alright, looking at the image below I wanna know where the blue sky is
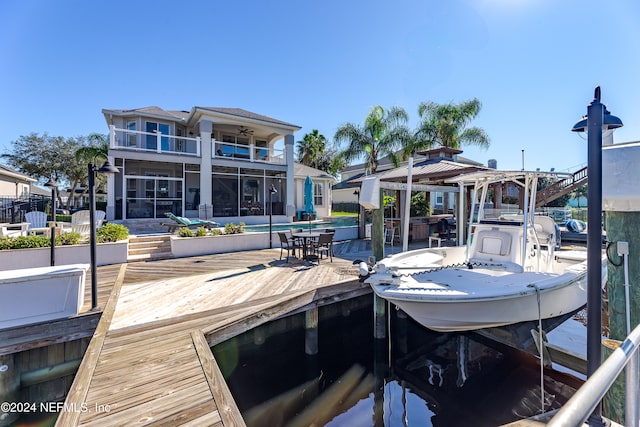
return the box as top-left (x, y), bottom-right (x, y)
top-left (1, 0), bottom-right (639, 175)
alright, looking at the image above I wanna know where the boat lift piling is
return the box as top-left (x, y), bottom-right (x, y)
top-left (600, 139), bottom-right (640, 425)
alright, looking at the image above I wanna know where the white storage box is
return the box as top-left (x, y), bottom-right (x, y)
top-left (603, 141), bottom-right (640, 211)
top-left (0, 264), bottom-right (89, 329)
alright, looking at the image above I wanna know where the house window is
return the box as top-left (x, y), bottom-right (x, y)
top-left (436, 192), bottom-right (443, 205)
top-left (145, 122), bottom-right (170, 150)
top-left (314, 182), bottom-right (323, 206)
top-left (126, 176), bottom-right (182, 219)
top-left (126, 120), bottom-right (136, 147)
top-left (220, 134), bottom-right (250, 159)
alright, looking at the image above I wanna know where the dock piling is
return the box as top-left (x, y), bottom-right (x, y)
top-left (0, 354), bottom-right (19, 427)
top-left (305, 308), bottom-right (318, 355)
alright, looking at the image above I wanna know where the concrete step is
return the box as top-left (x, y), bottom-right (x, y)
top-left (127, 234), bottom-right (172, 261)
top-left (128, 240), bottom-right (171, 249)
top-left (127, 251), bottom-right (173, 262)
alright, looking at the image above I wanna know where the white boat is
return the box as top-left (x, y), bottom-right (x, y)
top-left (0, 264), bottom-right (89, 329)
top-left (365, 170), bottom-right (605, 332)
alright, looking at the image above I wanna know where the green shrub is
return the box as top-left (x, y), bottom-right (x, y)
top-left (0, 235), bottom-right (50, 250)
top-left (57, 232), bottom-right (83, 246)
top-left (178, 227), bottom-right (194, 237)
top-left (97, 223), bottom-right (129, 243)
top-left (56, 214), bottom-right (72, 223)
top-left (195, 226), bottom-right (208, 237)
top-left (211, 228), bottom-right (222, 236)
top-left (224, 222), bottom-right (245, 235)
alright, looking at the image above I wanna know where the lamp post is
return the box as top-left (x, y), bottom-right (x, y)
top-left (353, 189), bottom-right (361, 239)
top-left (269, 184), bottom-right (277, 248)
top-left (88, 159), bottom-right (119, 311)
top-left (44, 178), bottom-right (58, 266)
top-left (572, 86), bottom-right (622, 425)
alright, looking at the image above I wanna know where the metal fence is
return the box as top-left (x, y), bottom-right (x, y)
top-left (0, 195), bottom-right (50, 223)
top-left (332, 202), bottom-right (359, 214)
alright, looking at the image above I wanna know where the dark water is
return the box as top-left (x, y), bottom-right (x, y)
top-left (212, 295), bottom-right (577, 427)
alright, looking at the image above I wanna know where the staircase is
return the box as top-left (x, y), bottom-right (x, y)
top-left (536, 166), bottom-right (588, 208)
top-left (127, 234), bottom-right (172, 262)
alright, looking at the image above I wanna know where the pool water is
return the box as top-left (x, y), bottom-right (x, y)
top-left (243, 217), bottom-right (357, 233)
top-left (212, 295), bottom-right (579, 427)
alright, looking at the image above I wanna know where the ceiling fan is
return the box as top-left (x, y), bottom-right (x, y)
top-left (238, 126), bottom-right (254, 136)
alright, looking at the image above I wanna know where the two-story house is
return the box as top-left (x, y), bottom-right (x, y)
top-left (102, 106), bottom-right (331, 228)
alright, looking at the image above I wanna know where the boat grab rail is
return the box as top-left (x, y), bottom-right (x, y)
top-left (547, 322), bottom-right (640, 427)
top-left (388, 261), bottom-right (523, 277)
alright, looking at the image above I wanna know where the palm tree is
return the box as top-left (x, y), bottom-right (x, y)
top-left (416, 98), bottom-right (489, 150)
top-left (415, 98), bottom-right (490, 213)
top-left (335, 105), bottom-right (409, 259)
top-left (74, 133), bottom-right (111, 204)
top-left (75, 133), bottom-right (109, 165)
top-left (297, 129), bottom-right (327, 169)
top-left (334, 105), bottom-right (409, 175)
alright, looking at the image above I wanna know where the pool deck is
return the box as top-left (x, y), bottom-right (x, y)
top-left (55, 238), bottom-right (399, 426)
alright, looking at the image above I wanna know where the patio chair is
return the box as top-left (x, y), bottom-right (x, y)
top-left (438, 217), bottom-right (456, 241)
top-left (26, 211), bottom-right (49, 235)
top-left (59, 210), bottom-right (106, 235)
top-left (0, 223), bottom-right (29, 238)
top-left (277, 232), bottom-right (300, 261)
top-left (163, 212), bottom-right (218, 232)
top-left (312, 232), bottom-right (334, 263)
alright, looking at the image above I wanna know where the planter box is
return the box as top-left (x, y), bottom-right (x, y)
top-left (0, 241), bottom-right (129, 270)
top-left (171, 232), bottom-right (270, 258)
top-left (171, 226), bottom-right (359, 258)
top-left (0, 264), bottom-right (89, 329)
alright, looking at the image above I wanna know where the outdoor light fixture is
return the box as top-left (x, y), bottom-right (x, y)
top-left (88, 159), bottom-right (119, 311)
top-left (571, 86), bottom-right (622, 425)
top-left (269, 184), bottom-right (277, 249)
top-left (44, 177), bottom-right (58, 266)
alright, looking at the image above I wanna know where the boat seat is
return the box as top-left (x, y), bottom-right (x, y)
top-left (469, 229), bottom-right (515, 264)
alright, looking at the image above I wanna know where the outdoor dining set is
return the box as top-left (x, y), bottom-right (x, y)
top-left (277, 228), bottom-right (335, 263)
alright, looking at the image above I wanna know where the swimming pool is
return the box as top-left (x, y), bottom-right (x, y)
top-left (242, 216), bottom-right (358, 233)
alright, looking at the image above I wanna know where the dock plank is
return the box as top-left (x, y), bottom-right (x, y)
top-left (56, 245), bottom-right (373, 427)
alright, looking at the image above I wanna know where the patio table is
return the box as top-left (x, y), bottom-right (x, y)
top-left (292, 231), bottom-right (320, 260)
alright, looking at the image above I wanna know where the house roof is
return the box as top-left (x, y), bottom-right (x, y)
top-left (102, 106), bottom-right (300, 131)
top-left (349, 158), bottom-right (488, 185)
top-left (0, 164), bottom-right (37, 183)
top-left (102, 106), bottom-right (190, 122)
top-left (376, 159), bottom-right (487, 182)
top-left (339, 147), bottom-right (484, 174)
top-left (294, 163), bottom-right (335, 182)
top-left (195, 107), bottom-right (300, 129)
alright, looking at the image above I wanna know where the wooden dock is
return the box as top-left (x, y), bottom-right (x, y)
top-left (55, 241), bottom-right (378, 426)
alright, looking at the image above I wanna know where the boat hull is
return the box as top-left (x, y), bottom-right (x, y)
top-left (368, 251), bottom-right (603, 333)
top-left (372, 271), bottom-right (587, 332)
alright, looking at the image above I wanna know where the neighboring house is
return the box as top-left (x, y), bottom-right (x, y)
top-left (333, 147), bottom-right (486, 212)
top-left (102, 106), bottom-right (310, 226)
top-left (293, 163), bottom-right (335, 219)
top-left (0, 164), bottom-right (36, 198)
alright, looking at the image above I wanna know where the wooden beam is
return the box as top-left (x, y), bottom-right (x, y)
top-left (191, 330), bottom-right (246, 427)
top-left (0, 313), bottom-right (100, 356)
top-left (55, 263), bottom-right (127, 427)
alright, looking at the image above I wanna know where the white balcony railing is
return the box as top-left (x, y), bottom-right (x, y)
top-left (109, 125), bottom-right (200, 157)
top-left (109, 126), bottom-right (287, 165)
top-left (212, 140), bottom-right (285, 164)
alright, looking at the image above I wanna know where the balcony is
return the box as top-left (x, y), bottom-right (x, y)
top-left (109, 126), bottom-right (201, 157)
top-left (109, 126), bottom-right (287, 165)
top-left (213, 141), bottom-right (285, 165)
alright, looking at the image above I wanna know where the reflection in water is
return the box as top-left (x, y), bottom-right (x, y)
top-left (212, 295), bottom-right (578, 427)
